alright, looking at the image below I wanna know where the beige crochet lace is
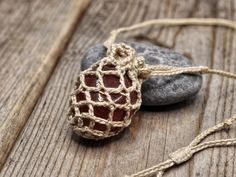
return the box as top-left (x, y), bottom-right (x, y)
top-left (68, 44), bottom-right (144, 139)
top-left (68, 18), bottom-right (236, 176)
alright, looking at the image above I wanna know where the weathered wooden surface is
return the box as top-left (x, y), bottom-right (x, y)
top-left (0, 0), bottom-right (236, 177)
top-left (0, 0), bottom-right (90, 170)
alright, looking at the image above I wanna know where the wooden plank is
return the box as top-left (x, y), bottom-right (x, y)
top-left (0, 0), bottom-right (90, 170)
top-left (1, 0), bottom-right (236, 177)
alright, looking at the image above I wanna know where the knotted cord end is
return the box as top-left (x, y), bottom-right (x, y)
top-left (169, 147), bottom-right (193, 164)
top-left (223, 119), bottom-right (233, 127)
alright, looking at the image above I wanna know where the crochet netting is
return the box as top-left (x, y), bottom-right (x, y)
top-left (68, 44), bottom-right (145, 139)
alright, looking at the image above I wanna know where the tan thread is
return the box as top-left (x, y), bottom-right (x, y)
top-left (104, 18), bottom-right (236, 49)
top-left (140, 65), bottom-right (236, 79)
top-left (68, 18), bottom-right (236, 176)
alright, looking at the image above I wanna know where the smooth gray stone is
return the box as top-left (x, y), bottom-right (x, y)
top-left (81, 42), bottom-right (202, 106)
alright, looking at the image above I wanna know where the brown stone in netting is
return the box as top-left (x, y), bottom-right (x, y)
top-left (94, 106), bottom-right (110, 119)
top-left (103, 75), bottom-right (120, 88)
top-left (84, 74), bottom-right (98, 87)
top-left (130, 91), bottom-right (138, 104)
top-left (90, 91), bottom-right (107, 102)
top-left (124, 71), bottom-right (132, 88)
top-left (110, 93), bottom-right (126, 104)
top-left (113, 108), bottom-right (126, 121)
top-left (76, 92), bottom-right (86, 102)
top-left (102, 63), bottom-right (116, 71)
top-left (68, 43), bottom-right (144, 140)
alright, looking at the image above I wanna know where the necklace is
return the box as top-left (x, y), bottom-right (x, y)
top-left (68, 18), bottom-right (236, 177)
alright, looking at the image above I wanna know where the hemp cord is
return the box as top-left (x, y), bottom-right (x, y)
top-left (102, 18), bottom-right (236, 177)
top-left (104, 18), bottom-right (236, 49)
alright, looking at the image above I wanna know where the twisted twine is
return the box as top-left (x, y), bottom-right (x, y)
top-left (139, 65), bottom-right (236, 79)
top-left (104, 18), bottom-right (236, 49)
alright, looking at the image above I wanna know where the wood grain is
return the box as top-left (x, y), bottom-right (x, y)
top-left (0, 0), bottom-right (90, 170)
top-left (1, 0), bottom-right (236, 177)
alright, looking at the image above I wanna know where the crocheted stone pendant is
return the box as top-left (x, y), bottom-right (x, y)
top-left (66, 18), bottom-right (236, 177)
top-left (68, 44), bottom-right (145, 139)
top-left (68, 18), bottom-right (236, 141)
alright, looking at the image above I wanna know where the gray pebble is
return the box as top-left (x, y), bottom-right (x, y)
top-left (81, 42), bottom-right (202, 106)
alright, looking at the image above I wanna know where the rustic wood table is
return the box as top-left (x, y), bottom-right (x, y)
top-left (0, 0), bottom-right (236, 177)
